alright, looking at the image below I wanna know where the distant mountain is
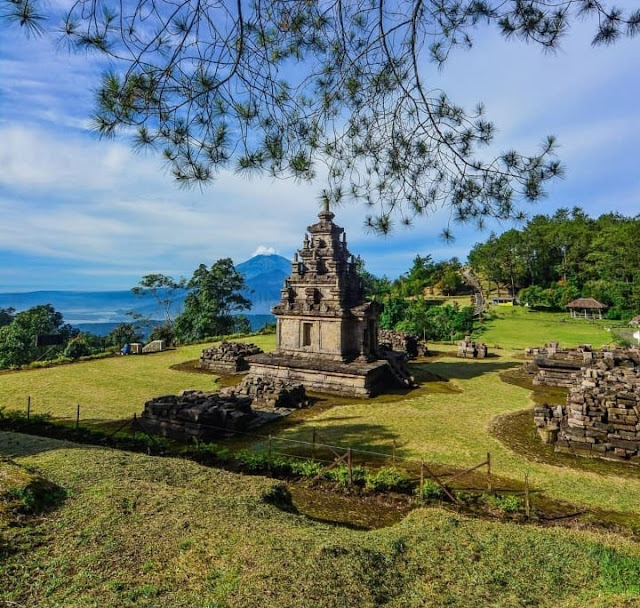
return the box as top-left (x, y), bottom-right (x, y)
top-left (236, 254), bottom-right (291, 280)
top-left (238, 254), bottom-right (290, 314)
top-left (0, 253), bottom-right (291, 328)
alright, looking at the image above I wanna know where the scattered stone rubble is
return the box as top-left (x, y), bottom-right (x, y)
top-left (525, 343), bottom-right (640, 388)
top-left (140, 369), bottom-right (309, 441)
top-left (140, 390), bottom-right (255, 441)
top-left (199, 341), bottom-right (264, 373)
top-left (221, 376), bottom-right (310, 409)
top-left (378, 329), bottom-right (429, 359)
top-left (535, 367), bottom-right (640, 462)
top-left (457, 336), bottom-right (488, 358)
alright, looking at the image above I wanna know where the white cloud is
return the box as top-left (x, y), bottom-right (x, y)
top-left (251, 245), bottom-right (279, 256)
top-left (1, 8), bottom-right (640, 290)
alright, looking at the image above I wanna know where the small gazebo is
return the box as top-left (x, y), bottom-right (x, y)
top-left (566, 298), bottom-right (608, 320)
top-left (629, 315), bottom-right (640, 326)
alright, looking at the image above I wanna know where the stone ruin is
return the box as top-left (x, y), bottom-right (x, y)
top-left (535, 367), bottom-right (640, 462)
top-left (140, 378), bottom-right (309, 442)
top-left (378, 329), bottom-right (429, 359)
top-left (140, 390), bottom-right (255, 442)
top-left (142, 339), bottom-right (166, 354)
top-left (221, 376), bottom-right (310, 409)
top-left (199, 341), bottom-right (264, 374)
top-left (525, 342), bottom-right (640, 388)
top-left (457, 336), bottom-right (488, 358)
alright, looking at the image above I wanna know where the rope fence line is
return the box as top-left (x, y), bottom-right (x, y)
top-left (17, 395), bottom-right (526, 498)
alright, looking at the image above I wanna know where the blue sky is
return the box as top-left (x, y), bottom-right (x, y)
top-left (1, 4), bottom-right (639, 292)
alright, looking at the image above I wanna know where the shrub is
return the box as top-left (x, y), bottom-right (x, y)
top-left (365, 467), bottom-right (412, 492)
top-left (234, 450), bottom-right (271, 473)
top-left (288, 459), bottom-right (324, 478)
top-left (415, 480), bottom-right (445, 502)
top-left (482, 493), bottom-right (524, 514)
top-left (324, 464), bottom-right (366, 488)
top-left (64, 337), bottom-right (92, 360)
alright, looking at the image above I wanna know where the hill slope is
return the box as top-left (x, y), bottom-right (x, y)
top-left (2, 432), bottom-right (640, 608)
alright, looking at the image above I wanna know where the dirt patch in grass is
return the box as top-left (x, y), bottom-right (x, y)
top-left (287, 483), bottom-right (415, 530)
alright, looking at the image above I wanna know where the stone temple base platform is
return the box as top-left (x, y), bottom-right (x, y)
top-left (247, 353), bottom-right (399, 398)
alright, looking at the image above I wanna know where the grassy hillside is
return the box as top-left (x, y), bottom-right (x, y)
top-left (474, 306), bottom-right (615, 350)
top-left (0, 336), bottom-right (276, 421)
top-left (2, 433), bottom-right (640, 608)
top-left (2, 329), bottom-right (640, 518)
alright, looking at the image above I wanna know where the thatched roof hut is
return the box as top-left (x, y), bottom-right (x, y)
top-left (629, 314), bottom-right (640, 326)
top-left (566, 298), bottom-right (608, 319)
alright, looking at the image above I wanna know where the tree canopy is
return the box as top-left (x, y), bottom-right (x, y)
top-left (0, 305), bottom-right (74, 368)
top-left (173, 258), bottom-right (252, 342)
top-left (468, 208), bottom-right (640, 318)
top-left (3, 0), bottom-right (638, 234)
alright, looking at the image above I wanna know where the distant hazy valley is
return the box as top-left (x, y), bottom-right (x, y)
top-left (0, 254), bottom-right (290, 334)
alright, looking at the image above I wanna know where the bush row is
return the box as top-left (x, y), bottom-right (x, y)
top-left (0, 409), bottom-right (528, 514)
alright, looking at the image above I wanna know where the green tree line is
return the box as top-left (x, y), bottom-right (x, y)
top-left (0, 258), bottom-right (252, 369)
top-left (468, 208), bottom-right (640, 319)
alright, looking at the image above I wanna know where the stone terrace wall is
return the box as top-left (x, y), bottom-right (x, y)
top-left (535, 368), bottom-right (640, 462)
top-left (525, 343), bottom-right (640, 388)
top-left (199, 341), bottom-right (264, 374)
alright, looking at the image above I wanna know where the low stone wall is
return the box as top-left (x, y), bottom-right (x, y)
top-left (535, 368), bottom-right (640, 462)
top-left (140, 390), bottom-right (254, 442)
top-left (457, 336), bottom-right (487, 358)
top-left (222, 376), bottom-right (310, 409)
top-left (378, 330), bottom-right (428, 358)
top-left (525, 343), bottom-right (640, 387)
top-left (199, 341), bottom-right (264, 374)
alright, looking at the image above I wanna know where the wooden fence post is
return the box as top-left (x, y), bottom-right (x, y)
top-left (27, 396), bottom-right (31, 421)
top-left (420, 459), bottom-right (425, 493)
top-left (487, 452), bottom-right (492, 494)
top-left (347, 448), bottom-right (353, 486)
top-left (75, 404), bottom-right (80, 430)
top-left (311, 428), bottom-right (317, 461)
top-left (524, 473), bottom-right (530, 519)
top-left (268, 434), bottom-right (273, 470)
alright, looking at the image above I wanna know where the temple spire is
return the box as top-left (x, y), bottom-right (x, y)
top-left (318, 196), bottom-right (335, 221)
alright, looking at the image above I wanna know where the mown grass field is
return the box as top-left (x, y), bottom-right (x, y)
top-left (473, 305), bottom-right (616, 351)
top-left (2, 311), bottom-right (640, 606)
top-left (0, 335), bottom-right (276, 421)
top-left (2, 432), bottom-right (640, 608)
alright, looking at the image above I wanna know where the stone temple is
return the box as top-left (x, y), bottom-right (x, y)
top-left (247, 205), bottom-right (412, 397)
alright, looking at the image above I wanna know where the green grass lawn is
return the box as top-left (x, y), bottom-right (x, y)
top-left (473, 306), bottom-right (617, 350)
top-left (0, 335), bottom-right (277, 421)
top-left (3, 432), bottom-right (640, 608)
top-left (3, 317), bottom-right (640, 606)
top-left (1, 322), bottom-right (639, 525)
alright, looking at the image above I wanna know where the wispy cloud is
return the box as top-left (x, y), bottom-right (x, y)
top-left (1, 7), bottom-right (639, 291)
